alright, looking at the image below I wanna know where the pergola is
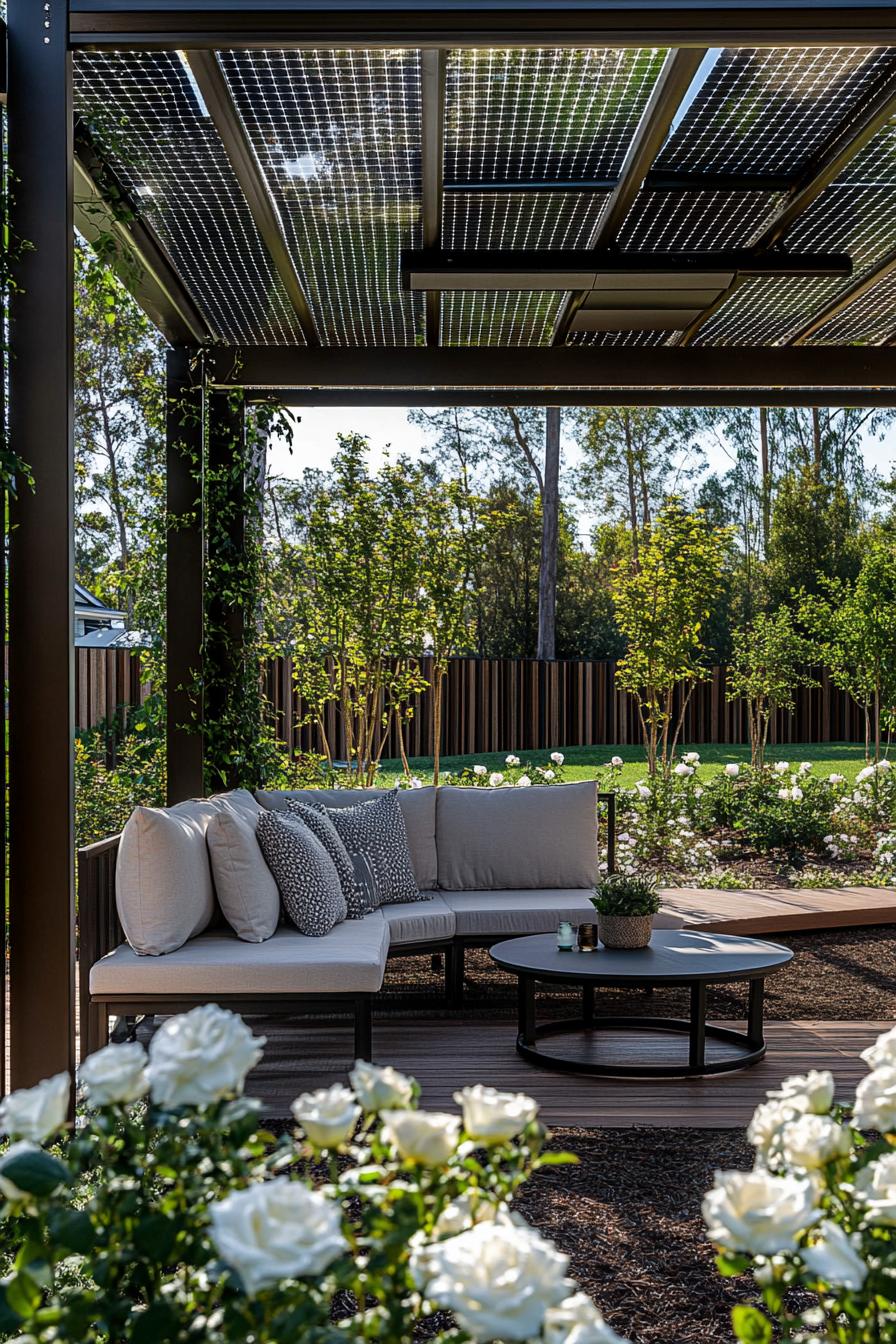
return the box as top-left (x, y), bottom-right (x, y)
top-left (4, 0), bottom-right (896, 1088)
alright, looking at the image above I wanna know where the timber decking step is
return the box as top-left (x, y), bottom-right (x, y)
top-left (242, 1017), bottom-right (885, 1127)
top-left (662, 884), bottom-right (896, 935)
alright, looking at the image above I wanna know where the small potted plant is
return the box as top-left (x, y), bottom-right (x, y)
top-left (590, 873), bottom-right (661, 949)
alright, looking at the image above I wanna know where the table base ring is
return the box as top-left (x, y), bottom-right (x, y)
top-left (516, 1014), bottom-right (766, 1078)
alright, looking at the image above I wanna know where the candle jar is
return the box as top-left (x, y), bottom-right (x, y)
top-left (577, 922), bottom-right (598, 952)
top-left (556, 920), bottom-right (576, 951)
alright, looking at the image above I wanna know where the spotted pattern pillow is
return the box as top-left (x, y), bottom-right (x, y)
top-left (322, 791), bottom-right (428, 907)
top-left (286, 798), bottom-right (366, 919)
top-left (256, 811), bottom-right (347, 937)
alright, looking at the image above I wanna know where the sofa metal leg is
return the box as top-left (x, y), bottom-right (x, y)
top-left (354, 996), bottom-right (372, 1062)
top-left (85, 1000), bottom-right (109, 1057)
top-left (431, 952), bottom-right (444, 973)
top-left (446, 944), bottom-right (465, 1008)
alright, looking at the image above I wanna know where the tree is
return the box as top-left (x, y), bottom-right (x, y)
top-left (537, 407), bottom-right (561, 659)
top-left (766, 469), bottom-right (862, 606)
top-left (611, 499), bottom-right (731, 777)
top-left (799, 532), bottom-right (896, 761)
top-left (726, 609), bottom-right (816, 768)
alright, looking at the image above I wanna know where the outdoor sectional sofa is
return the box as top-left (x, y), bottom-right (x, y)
top-left (80, 781), bottom-right (681, 1063)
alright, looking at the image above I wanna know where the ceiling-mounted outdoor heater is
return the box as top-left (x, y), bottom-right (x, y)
top-left (402, 249), bottom-right (853, 334)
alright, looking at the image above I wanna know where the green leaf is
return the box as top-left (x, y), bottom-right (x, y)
top-left (2, 1149), bottom-right (70, 1197)
top-left (534, 1151), bottom-right (579, 1167)
top-left (5, 1270), bottom-right (42, 1319)
top-left (731, 1305), bottom-right (773, 1344)
top-left (48, 1207), bottom-right (94, 1254)
top-left (129, 1300), bottom-right (180, 1344)
top-left (715, 1252), bottom-right (751, 1278)
top-left (133, 1211), bottom-right (178, 1261)
top-left (0, 1285), bottom-right (23, 1333)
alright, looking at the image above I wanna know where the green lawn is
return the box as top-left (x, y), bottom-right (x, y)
top-left (376, 742), bottom-right (872, 789)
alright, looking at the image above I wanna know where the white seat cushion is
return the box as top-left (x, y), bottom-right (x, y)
top-left (382, 895), bottom-right (456, 947)
top-left (90, 916), bottom-right (389, 996)
top-left (441, 890), bottom-right (683, 938)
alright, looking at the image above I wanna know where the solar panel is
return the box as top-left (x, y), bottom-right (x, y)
top-left (441, 291), bottom-right (562, 346)
top-left (808, 269), bottom-right (896, 344)
top-left (220, 49), bottom-right (422, 347)
top-left (74, 51), bottom-right (306, 346)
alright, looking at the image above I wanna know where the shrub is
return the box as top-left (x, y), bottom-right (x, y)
top-left (0, 1006), bottom-right (629, 1344)
top-left (591, 873), bottom-right (660, 917)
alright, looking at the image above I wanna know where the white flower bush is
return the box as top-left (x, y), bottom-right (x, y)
top-left (0, 1015), bottom-right (630, 1344)
top-left (450, 753), bottom-right (568, 790)
top-left (706, 1024), bottom-right (896, 1343)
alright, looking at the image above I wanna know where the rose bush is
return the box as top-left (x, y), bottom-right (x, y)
top-left (705, 1025), bottom-right (896, 1343)
top-left (0, 1003), bottom-right (629, 1344)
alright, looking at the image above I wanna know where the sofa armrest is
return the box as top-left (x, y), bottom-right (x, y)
top-left (597, 791), bottom-right (616, 875)
top-left (78, 834), bottom-right (122, 1057)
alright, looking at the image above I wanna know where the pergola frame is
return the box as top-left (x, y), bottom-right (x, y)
top-left (5, 0), bottom-right (896, 1086)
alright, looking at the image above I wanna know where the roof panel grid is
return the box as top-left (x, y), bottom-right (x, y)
top-left (444, 190), bottom-right (606, 251)
top-left (73, 51), bottom-right (306, 346)
top-left (442, 290), bottom-right (562, 346)
top-left (568, 329), bottom-right (674, 347)
top-left (808, 268), bottom-right (896, 344)
top-left (655, 46), bottom-right (896, 177)
top-left (445, 47), bottom-right (667, 185)
top-left (219, 48), bottom-right (422, 347)
top-left (618, 188), bottom-right (781, 252)
top-left (694, 275), bottom-right (845, 344)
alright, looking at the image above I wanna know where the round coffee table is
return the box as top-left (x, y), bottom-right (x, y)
top-left (489, 929), bottom-right (793, 1078)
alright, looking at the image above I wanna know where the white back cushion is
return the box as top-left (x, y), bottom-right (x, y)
top-left (116, 799), bottom-right (218, 955)
top-left (206, 809), bottom-right (280, 943)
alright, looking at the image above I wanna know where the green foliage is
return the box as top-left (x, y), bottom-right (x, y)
top-left (727, 609), bottom-right (816, 767)
top-left (766, 468), bottom-right (861, 605)
top-left (611, 499), bottom-right (731, 777)
top-left (591, 874), bottom-right (660, 917)
top-left (74, 704), bottom-right (166, 849)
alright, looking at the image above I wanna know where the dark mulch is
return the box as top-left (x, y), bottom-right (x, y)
top-left (380, 923), bottom-right (896, 1022)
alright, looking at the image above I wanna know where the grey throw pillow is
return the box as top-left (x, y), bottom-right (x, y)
top-left (256, 810), bottom-right (347, 937)
top-left (285, 798), bottom-right (366, 918)
top-left (323, 791), bottom-right (428, 907)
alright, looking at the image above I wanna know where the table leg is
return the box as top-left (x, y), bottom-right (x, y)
top-left (689, 982), bottom-right (707, 1072)
top-left (518, 975), bottom-right (536, 1046)
top-left (583, 983), bottom-right (595, 1027)
top-left (748, 978), bottom-right (765, 1048)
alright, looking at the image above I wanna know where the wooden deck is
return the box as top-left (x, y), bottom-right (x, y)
top-left (244, 1016), bottom-right (884, 1127)
top-left (662, 884), bottom-right (896, 935)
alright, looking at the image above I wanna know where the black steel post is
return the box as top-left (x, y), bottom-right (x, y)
top-left (166, 347), bottom-right (205, 803)
top-left (7, 0), bottom-right (77, 1086)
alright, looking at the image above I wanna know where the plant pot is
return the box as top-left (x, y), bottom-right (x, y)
top-left (598, 914), bottom-right (653, 950)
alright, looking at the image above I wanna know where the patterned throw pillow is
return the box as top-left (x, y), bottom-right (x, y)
top-left (286, 798), bottom-right (367, 919)
top-left (256, 811), bottom-right (347, 937)
top-left (322, 791), bottom-right (429, 907)
top-left (349, 850), bottom-right (380, 915)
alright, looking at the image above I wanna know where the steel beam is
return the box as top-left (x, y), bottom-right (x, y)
top-left (74, 131), bottom-right (212, 345)
top-left (185, 50), bottom-right (320, 346)
top-left (789, 246), bottom-right (896, 346)
top-left (8, 0), bottom-right (76, 1088)
top-left (166, 347), bottom-right (206, 804)
top-left (205, 344), bottom-right (896, 390)
top-left (554, 46), bottom-right (707, 343)
top-left (249, 386), bottom-right (896, 408)
top-left (68, 2), bottom-right (896, 50)
top-left (421, 48), bottom-right (446, 346)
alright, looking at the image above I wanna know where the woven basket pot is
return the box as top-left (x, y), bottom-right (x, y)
top-left (598, 914), bottom-right (653, 950)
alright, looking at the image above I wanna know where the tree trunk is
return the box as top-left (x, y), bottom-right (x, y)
top-left (759, 406), bottom-right (770, 558)
top-left (432, 670), bottom-right (444, 786)
top-left (537, 406), bottom-right (561, 661)
top-left (811, 407), bottom-right (823, 481)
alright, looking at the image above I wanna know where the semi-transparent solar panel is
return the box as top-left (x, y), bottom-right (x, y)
top-left (568, 330), bottom-right (674, 348)
top-left (444, 191), bottom-right (606, 251)
top-left (695, 276), bottom-right (844, 345)
top-left (73, 51), bottom-right (305, 346)
top-left (220, 49), bottom-right (422, 347)
top-left (442, 291), bottom-right (561, 346)
top-left (808, 269), bottom-right (896, 344)
top-left (618, 189), bottom-right (781, 252)
top-left (446, 48), bottom-right (666, 184)
top-left (655, 47), bottom-right (896, 177)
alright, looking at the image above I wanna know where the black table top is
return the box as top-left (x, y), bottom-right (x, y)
top-left (489, 929), bottom-right (793, 986)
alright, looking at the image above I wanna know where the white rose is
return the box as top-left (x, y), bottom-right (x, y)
top-left (724, 764), bottom-right (740, 778)
top-left (828, 773), bottom-right (845, 784)
top-left (409, 776), bottom-right (423, 789)
top-left (291, 1084), bottom-right (360, 1149)
top-left (777, 788), bottom-right (790, 801)
top-left (684, 752), bottom-right (700, 764)
top-left (879, 759), bottom-right (892, 772)
top-left (209, 1177), bottom-right (346, 1296)
top-left (543, 1294), bottom-right (631, 1344)
top-left (674, 763), bottom-right (694, 777)
top-left (610, 756), bottom-right (623, 768)
top-left (79, 1042), bottom-right (149, 1108)
top-left (857, 765), bottom-right (876, 783)
top-left (542, 769), bottom-right (555, 781)
top-left (635, 782), bottom-right (651, 800)
top-left (382, 1109), bottom-right (460, 1165)
top-left (454, 1084), bottom-right (538, 1144)
top-left (791, 786), bottom-right (803, 801)
top-left (488, 772), bottom-right (504, 788)
top-left (349, 1060), bottom-right (415, 1112)
top-left (855, 1152), bottom-right (896, 1224)
top-left (702, 1169), bottom-right (821, 1254)
top-left (0, 1141), bottom-right (46, 1202)
top-left (0, 1073), bottom-right (70, 1143)
top-left (411, 1220), bottom-right (571, 1342)
top-left (147, 1005), bottom-right (263, 1108)
top-left (802, 1221), bottom-right (867, 1290)
top-left (747, 1098), bottom-right (806, 1161)
top-left (798, 761), bottom-right (812, 774)
top-left (505, 755), bottom-right (520, 767)
top-left (854, 1066), bottom-right (896, 1133)
top-left (778, 1114), bottom-right (851, 1171)
top-left (434, 1193), bottom-right (514, 1238)
top-left (771, 1070), bottom-right (835, 1116)
top-left (516, 775), bottom-right (532, 788)
top-left (773, 760), bottom-right (790, 774)
top-left (473, 765), bottom-right (487, 776)
top-left (550, 752), bottom-right (564, 766)
top-left (861, 1025), bottom-right (896, 1070)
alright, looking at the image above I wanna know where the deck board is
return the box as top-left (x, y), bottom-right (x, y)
top-left (243, 1017), bottom-right (884, 1127)
top-left (662, 884), bottom-right (896, 935)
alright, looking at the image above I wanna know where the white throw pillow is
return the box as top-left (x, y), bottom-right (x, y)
top-left (209, 788), bottom-right (263, 823)
top-left (116, 800), bottom-right (218, 955)
top-left (206, 809), bottom-right (280, 943)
